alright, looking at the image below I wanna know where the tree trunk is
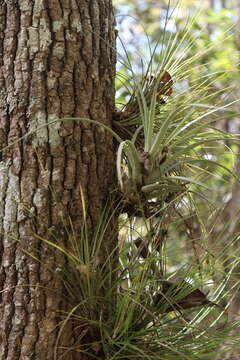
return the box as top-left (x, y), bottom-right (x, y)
top-left (0, 1), bottom-right (116, 359)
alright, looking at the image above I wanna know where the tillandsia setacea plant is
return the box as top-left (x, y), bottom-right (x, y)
top-left (114, 12), bottom-right (239, 221)
top-left (103, 6), bottom-right (240, 358)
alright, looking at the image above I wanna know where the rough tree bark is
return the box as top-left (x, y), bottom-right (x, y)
top-left (0, 0), bottom-right (116, 359)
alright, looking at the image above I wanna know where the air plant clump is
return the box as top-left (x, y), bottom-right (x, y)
top-left (114, 5), bottom-right (240, 225)
top-left (115, 69), bottom-right (189, 219)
